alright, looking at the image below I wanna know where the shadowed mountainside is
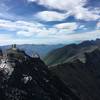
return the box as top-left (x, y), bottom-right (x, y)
top-left (50, 49), bottom-right (100, 100)
top-left (0, 46), bottom-right (79, 100)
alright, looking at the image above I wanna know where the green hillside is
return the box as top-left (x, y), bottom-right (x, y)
top-left (44, 39), bottom-right (100, 66)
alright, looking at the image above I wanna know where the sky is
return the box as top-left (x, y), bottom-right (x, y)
top-left (0, 0), bottom-right (100, 45)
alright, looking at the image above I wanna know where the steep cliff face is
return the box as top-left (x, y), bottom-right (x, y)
top-left (50, 49), bottom-right (100, 100)
top-left (0, 47), bottom-right (80, 100)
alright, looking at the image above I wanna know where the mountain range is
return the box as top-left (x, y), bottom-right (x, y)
top-left (0, 44), bottom-right (64, 59)
top-left (1, 39), bottom-right (100, 100)
top-left (43, 38), bottom-right (100, 100)
top-left (44, 39), bottom-right (100, 66)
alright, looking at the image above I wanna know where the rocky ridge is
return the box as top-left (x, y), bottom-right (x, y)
top-left (0, 45), bottom-right (79, 100)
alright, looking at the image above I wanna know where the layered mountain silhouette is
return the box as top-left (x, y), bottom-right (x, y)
top-left (0, 44), bottom-right (64, 58)
top-left (43, 39), bottom-right (100, 100)
top-left (0, 45), bottom-right (79, 100)
top-left (50, 49), bottom-right (100, 100)
top-left (44, 39), bottom-right (100, 66)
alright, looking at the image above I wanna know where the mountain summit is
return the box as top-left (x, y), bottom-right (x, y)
top-left (0, 45), bottom-right (79, 100)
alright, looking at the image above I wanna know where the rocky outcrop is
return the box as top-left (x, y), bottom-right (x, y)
top-left (0, 47), bottom-right (80, 100)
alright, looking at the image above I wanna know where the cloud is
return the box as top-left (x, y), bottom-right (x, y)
top-left (30, 0), bottom-right (100, 21)
top-left (52, 29), bottom-right (100, 43)
top-left (0, 34), bottom-right (13, 45)
top-left (35, 11), bottom-right (69, 21)
top-left (27, 0), bottom-right (37, 2)
top-left (0, 2), bottom-right (10, 12)
top-left (0, 19), bottom-right (44, 37)
top-left (17, 31), bottom-right (34, 37)
top-left (0, 19), bottom-right (79, 38)
top-left (0, 18), bottom-right (100, 45)
top-left (0, 1), bottom-right (27, 21)
top-left (1, 29), bottom-right (100, 45)
top-left (28, 0), bottom-right (86, 11)
top-left (79, 25), bottom-right (85, 29)
top-left (55, 22), bottom-right (78, 30)
top-left (54, 22), bottom-right (78, 34)
top-left (74, 7), bottom-right (100, 21)
top-left (97, 21), bottom-right (100, 29)
top-left (0, 19), bottom-right (57, 37)
top-left (0, 38), bottom-right (37, 46)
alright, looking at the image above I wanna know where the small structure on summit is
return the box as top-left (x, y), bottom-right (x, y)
top-left (6, 44), bottom-right (27, 61)
top-left (12, 44), bottom-right (17, 50)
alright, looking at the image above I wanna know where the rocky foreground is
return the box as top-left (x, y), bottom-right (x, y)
top-left (0, 46), bottom-right (79, 100)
